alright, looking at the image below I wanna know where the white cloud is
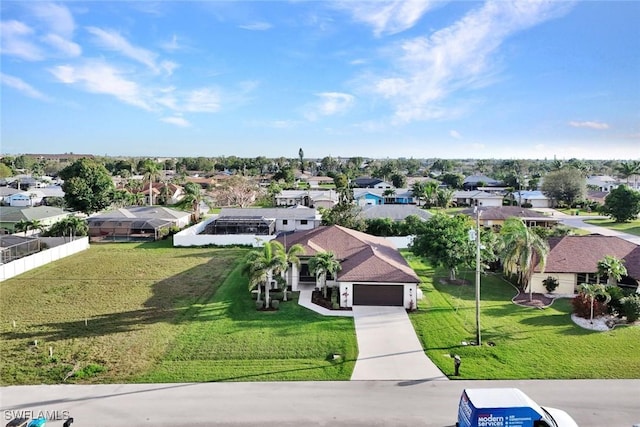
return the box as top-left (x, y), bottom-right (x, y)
top-left (307, 92), bottom-right (355, 120)
top-left (49, 60), bottom-right (153, 111)
top-left (568, 120), bottom-right (609, 130)
top-left (29, 2), bottom-right (76, 38)
top-left (450, 130), bottom-right (462, 139)
top-left (362, 1), bottom-right (573, 124)
top-left (335, 0), bottom-right (441, 37)
top-left (161, 116), bottom-right (191, 127)
top-left (0, 73), bottom-right (49, 100)
top-left (161, 34), bottom-right (182, 52)
top-left (184, 88), bottom-right (221, 113)
top-left (87, 27), bottom-right (170, 75)
top-left (239, 22), bottom-right (272, 31)
top-left (0, 20), bottom-right (43, 60)
top-left (43, 33), bottom-right (81, 57)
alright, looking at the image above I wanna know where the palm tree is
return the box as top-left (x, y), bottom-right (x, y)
top-left (140, 160), bottom-right (161, 206)
top-left (577, 283), bottom-right (611, 324)
top-left (59, 216), bottom-right (87, 241)
top-left (424, 181), bottom-right (438, 208)
top-left (500, 217), bottom-right (550, 301)
top-left (243, 240), bottom-right (288, 308)
top-left (15, 219), bottom-right (29, 235)
top-left (27, 219), bottom-right (43, 234)
top-left (282, 242), bottom-right (305, 302)
top-left (436, 187), bottom-right (454, 208)
top-left (615, 160), bottom-right (640, 187)
top-left (308, 251), bottom-right (342, 299)
top-left (597, 255), bottom-right (627, 286)
top-left (411, 181), bottom-right (426, 207)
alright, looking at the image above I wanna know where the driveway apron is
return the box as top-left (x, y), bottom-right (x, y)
top-left (350, 306), bottom-right (448, 381)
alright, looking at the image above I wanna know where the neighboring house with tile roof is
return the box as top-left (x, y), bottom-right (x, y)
top-left (358, 205), bottom-right (432, 222)
top-left (275, 225), bottom-right (420, 308)
top-left (459, 206), bottom-right (560, 229)
top-left (0, 206), bottom-right (71, 234)
top-left (530, 235), bottom-right (640, 295)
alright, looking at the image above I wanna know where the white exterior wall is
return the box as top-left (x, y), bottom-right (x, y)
top-left (276, 218), bottom-right (317, 232)
top-left (527, 199), bottom-right (551, 208)
top-left (530, 272), bottom-right (576, 295)
top-left (338, 281), bottom-right (418, 309)
top-left (478, 198), bottom-right (503, 207)
top-left (0, 237), bottom-right (89, 281)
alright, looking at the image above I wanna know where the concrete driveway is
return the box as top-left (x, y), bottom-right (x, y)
top-left (350, 306), bottom-right (448, 381)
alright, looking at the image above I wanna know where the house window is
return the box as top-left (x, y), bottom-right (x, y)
top-left (300, 220), bottom-right (308, 225)
top-left (577, 273), bottom-right (606, 285)
top-left (283, 220), bottom-right (288, 225)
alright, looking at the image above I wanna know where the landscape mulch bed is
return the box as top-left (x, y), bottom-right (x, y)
top-left (513, 291), bottom-right (554, 308)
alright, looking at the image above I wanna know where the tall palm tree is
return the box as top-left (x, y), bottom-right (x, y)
top-left (243, 240), bottom-right (288, 308)
top-left (597, 255), bottom-right (627, 286)
top-left (282, 242), bottom-right (305, 302)
top-left (140, 160), bottom-right (161, 206)
top-left (308, 251), bottom-right (342, 299)
top-left (27, 219), bottom-right (43, 234)
top-left (615, 160), bottom-right (640, 187)
top-left (500, 217), bottom-right (550, 301)
top-left (411, 181), bottom-right (426, 207)
top-left (577, 283), bottom-right (611, 324)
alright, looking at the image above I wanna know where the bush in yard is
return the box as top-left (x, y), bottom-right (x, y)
top-left (572, 293), bottom-right (607, 319)
top-left (255, 300), bottom-right (264, 310)
top-left (543, 276), bottom-right (559, 293)
top-left (606, 286), bottom-right (629, 317)
top-left (271, 299), bottom-right (280, 310)
top-left (620, 295), bottom-right (640, 322)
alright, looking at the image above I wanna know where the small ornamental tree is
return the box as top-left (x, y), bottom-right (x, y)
top-left (601, 185), bottom-right (640, 223)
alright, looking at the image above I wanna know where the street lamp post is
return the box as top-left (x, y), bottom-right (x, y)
top-left (475, 208), bottom-right (482, 346)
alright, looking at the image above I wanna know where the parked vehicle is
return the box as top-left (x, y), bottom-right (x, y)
top-left (457, 388), bottom-right (578, 427)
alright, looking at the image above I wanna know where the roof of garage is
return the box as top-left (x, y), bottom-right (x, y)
top-left (277, 225), bottom-right (419, 284)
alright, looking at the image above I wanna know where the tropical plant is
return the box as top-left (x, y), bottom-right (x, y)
top-left (14, 219), bottom-right (29, 235)
top-left (242, 240), bottom-right (288, 308)
top-left (27, 219), bottom-right (43, 234)
top-left (615, 160), bottom-right (640, 185)
top-left (577, 283), bottom-right (611, 323)
top-left (500, 217), bottom-right (550, 301)
top-left (140, 159), bottom-right (161, 206)
top-left (281, 242), bottom-right (305, 301)
top-left (411, 181), bottom-right (426, 207)
top-left (435, 187), bottom-right (454, 208)
top-left (596, 255), bottom-right (628, 286)
top-left (308, 251), bottom-right (342, 299)
top-left (543, 276), bottom-right (559, 293)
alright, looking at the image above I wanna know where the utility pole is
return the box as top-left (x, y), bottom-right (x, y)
top-left (475, 207), bottom-right (482, 346)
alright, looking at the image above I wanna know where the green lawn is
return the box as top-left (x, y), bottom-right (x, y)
top-left (0, 241), bottom-right (356, 385)
top-left (584, 218), bottom-right (640, 237)
top-left (404, 252), bottom-right (640, 379)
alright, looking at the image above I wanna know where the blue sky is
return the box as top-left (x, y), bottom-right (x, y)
top-left (1, 1), bottom-right (639, 160)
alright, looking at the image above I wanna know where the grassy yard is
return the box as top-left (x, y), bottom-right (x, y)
top-left (584, 218), bottom-right (640, 237)
top-left (404, 252), bottom-right (640, 379)
top-left (0, 241), bottom-right (356, 385)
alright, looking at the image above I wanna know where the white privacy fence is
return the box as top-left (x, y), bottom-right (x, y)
top-left (0, 237), bottom-right (90, 281)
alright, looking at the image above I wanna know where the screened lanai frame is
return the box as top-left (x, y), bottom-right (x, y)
top-left (202, 216), bottom-right (276, 235)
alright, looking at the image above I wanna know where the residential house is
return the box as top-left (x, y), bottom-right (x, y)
top-left (207, 206), bottom-right (321, 235)
top-left (0, 206), bottom-right (71, 234)
top-left (452, 190), bottom-right (504, 207)
top-left (354, 188), bottom-right (414, 206)
top-left (276, 225), bottom-right (420, 308)
top-left (306, 176), bottom-right (335, 188)
top-left (509, 190), bottom-right (552, 208)
top-left (86, 206), bottom-right (191, 242)
top-left (352, 177), bottom-right (393, 189)
top-left (136, 182), bottom-right (185, 205)
top-left (463, 174), bottom-right (503, 191)
top-left (459, 206), bottom-right (560, 230)
top-left (586, 175), bottom-right (619, 192)
top-left (530, 235), bottom-right (640, 295)
top-left (0, 187), bottom-right (23, 205)
top-left (275, 190), bottom-right (338, 209)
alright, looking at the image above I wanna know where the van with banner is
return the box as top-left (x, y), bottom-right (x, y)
top-left (456, 388), bottom-right (578, 427)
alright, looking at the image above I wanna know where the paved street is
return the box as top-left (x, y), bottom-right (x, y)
top-left (2, 380), bottom-right (639, 426)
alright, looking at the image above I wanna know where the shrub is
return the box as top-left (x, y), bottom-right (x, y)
top-left (572, 293), bottom-right (608, 319)
top-left (331, 302), bottom-right (339, 310)
top-left (271, 299), bottom-right (280, 310)
top-left (543, 276), bottom-right (559, 293)
top-left (606, 286), bottom-right (628, 317)
top-left (255, 300), bottom-right (264, 310)
top-left (620, 295), bottom-right (640, 323)
top-left (521, 202), bottom-right (533, 208)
